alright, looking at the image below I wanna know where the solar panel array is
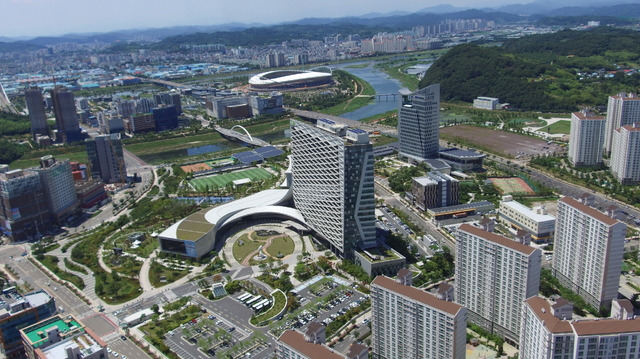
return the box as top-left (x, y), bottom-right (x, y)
top-left (232, 151), bottom-right (263, 164)
top-left (232, 146), bottom-right (285, 163)
top-left (254, 146), bottom-right (285, 158)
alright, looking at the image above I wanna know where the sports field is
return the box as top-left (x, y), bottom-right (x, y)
top-left (189, 168), bottom-right (272, 191)
top-left (489, 177), bottom-right (535, 195)
top-left (181, 162), bottom-right (212, 173)
top-left (207, 157), bottom-right (235, 167)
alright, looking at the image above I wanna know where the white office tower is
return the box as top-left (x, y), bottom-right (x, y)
top-left (553, 196), bottom-right (626, 309)
top-left (521, 296), bottom-right (640, 359)
top-left (398, 84), bottom-right (440, 162)
top-left (455, 224), bottom-right (541, 343)
top-left (568, 110), bottom-right (606, 167)
top-left (290, 119), bottom-right (376, 258)
top-left (604, 93), bottom-right (640, 155)
top-left (610, 123), bottom-right (640, 185)
top-left (371, 276), bottom-right (467, 359)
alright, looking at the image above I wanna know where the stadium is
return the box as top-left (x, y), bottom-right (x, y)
top-left (248, 67), bottom-right (333, 91)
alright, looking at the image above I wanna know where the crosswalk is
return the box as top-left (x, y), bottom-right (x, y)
top-left (102, 331), bottom-right (122, 342)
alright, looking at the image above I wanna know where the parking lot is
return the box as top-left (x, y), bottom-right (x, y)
top-left (268, 276), bottom-right (370, 353)
top-left (164, 314), bottom-right (262, 359)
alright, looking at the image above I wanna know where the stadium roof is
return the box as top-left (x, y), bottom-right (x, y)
top-left (249, 70), bottom-right (332, 86)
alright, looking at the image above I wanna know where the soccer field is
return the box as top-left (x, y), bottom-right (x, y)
top-left (189, 168), bottom-right (273, 191)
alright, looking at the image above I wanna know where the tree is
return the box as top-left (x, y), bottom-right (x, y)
top-left (151, 304), bottom-right (160, 314)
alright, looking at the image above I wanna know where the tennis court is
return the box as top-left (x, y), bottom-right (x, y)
top-left (489, 177), bottom-right (535, 195)
top-left (189, 168), bottom-right (273, 191)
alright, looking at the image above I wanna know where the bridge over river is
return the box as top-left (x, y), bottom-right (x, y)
top-left (214, 125), bottom-right (270, 147)
top-left (287, 108), bottom-right (398, 136)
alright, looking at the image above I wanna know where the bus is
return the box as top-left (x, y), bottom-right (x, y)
top-left (254, 304), bottom-right (264, 311)
top-left (238, 293), bottom-right (252, 302)
top-left (246, 296), bottom-right (261, 305)
top-left (253, 299), bottom-right (269, 310)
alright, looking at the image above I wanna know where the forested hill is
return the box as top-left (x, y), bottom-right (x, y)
top-left (420, 44), bottom-right (571, 112)
top-left (420, 28), bottom-right (640, 112)
top-left (502, 27), bottom-right (640, 57)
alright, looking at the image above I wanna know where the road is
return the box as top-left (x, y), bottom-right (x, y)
top-left (0, 246), bottom-right (152, 359)
top-left (375, 182), bottom-right (453, 252)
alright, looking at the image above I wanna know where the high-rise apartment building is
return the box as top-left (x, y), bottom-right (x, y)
top-left (610, 123), bottom-right (640, 185)
top-left (0, 166), bottom-right (50, 242)
top-left (455, 224), bottom-right (541, 343)
top-left (33, 156), bottom-right (78, 223)
top-left (277, 323), bottom-right (367, 359)
top-left (398, 84), bottom-right (440, 162)
top-left (85, 134), bottom-right (126, 184)
top-left (371, 276), bottom-right (467, 359)
top-left (266, 52), bottom-right (286, 68)
top-left (290, 119), bottom-right (376, 258)
top-left (408, 171), bottom-right (459, 211)
top-left (521, 296), bottom-right (640, 359)
top-left (50, 87), bottom-right (82, 143)
top-left (24, 87), bottom-right (49, 141)
top-left (603, 93), bottom-right (640, 154)
top-left (553, 196), bottom-right (626, 309)
top-left (568, 110), bottom-right (606, 167)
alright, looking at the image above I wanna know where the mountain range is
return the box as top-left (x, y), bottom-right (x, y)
top-left (1, 1), bottom-right (639, 47)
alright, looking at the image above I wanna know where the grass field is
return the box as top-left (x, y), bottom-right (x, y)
top-left (266, 236), bottom-right (295, 258)
top-left (539, 120), bottom-right (571, 134)
top-left (232, 234), bottom-right (261, 263)
top-left (189, 168), bottom-right (272, 191)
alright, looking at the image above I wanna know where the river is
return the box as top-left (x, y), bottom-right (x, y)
top-left (334, 61), bottom-right (418, 121)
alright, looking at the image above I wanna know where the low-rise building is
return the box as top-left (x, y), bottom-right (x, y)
top-left (498, 196), bottom-right (555, 243)
top-left (20, 314), bottom-right (107, 359)
top-left (0, 290), bottom-right (57, 358)
top-left (438, 148), bottom-right (485, 172)
top-left (473, 97), bottom-right (500, 110)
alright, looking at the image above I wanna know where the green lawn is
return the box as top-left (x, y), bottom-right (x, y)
top-left (189, 168), bottom-right (273, 191)
top-left (37, 255), bottom-right (85, 290)
top-left (232, 235), bottom-right (262, 263)
top-left (539, 120), bottom-right (571, 134)
top-left (11, 150), bottom-right (88, 169)
top-left (266, 236), bottom-right (295, 258)
top-left (251, 291), bottom-right (287, 325)
top-left (149, 261), bottom-right (189, 287)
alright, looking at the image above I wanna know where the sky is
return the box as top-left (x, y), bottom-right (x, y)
top-left (1, 0), bottom-right (524, 38)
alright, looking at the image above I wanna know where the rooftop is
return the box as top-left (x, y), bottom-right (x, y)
top-left (278, 330), bottom-right (345, 359)
top-left (559, 197), bottom-right (618, 226)
top-left (24, 318), bottom-right (82, 347)
top-left (525, 297), bottom-right (573, 334)
top-left (372, 276), bottom-right (464, 316)
top-left (428, 201), bottom-right (495, 215)
top-left (501, 199), bottom-right (555, 222)
top-left (160, 188), bottom-right (294, 241)
top-left (458, 224), bottom-right (538, 255)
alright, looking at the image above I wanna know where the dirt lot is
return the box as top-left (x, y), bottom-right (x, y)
top-left (490, 177), bottom-right (535, 195)
top-left (440, 125), bottom-right (565, 158)
top-left (181, 162), bottom-right (211, 173)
